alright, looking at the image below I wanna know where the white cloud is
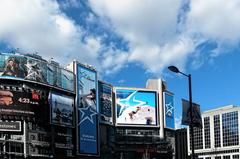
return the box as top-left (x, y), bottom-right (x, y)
top-left (1, 0), bottom-right (240, 77)
top-left (0, 0), bottom-right (101, 67)
top-left (187, 0), bottom-right (240, 43)
top-left (88, 0), bottom-right (194, 75)
top-left (88, 0), bottom-right (240, 75)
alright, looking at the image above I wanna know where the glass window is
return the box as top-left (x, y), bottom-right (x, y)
top-left (223, 156), bottom-right (230, 159)
top-left (214, 115), bottom-right (221, 147)
top-left (222, 111), bottom-right (239, 147)
top-left (204, 117), bottom-right (211, 148)
top-left (190, 127), bottom-right (203, 150)
top-left (233, 154), bottom-right (239, 159)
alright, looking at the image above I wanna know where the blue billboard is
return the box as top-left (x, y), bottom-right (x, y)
top-left (76, 63), bottom-right (99, 156)
top-left (115, 88), bottom-right (157, 126)
top-left (164, 92), bottom-right (175, 129)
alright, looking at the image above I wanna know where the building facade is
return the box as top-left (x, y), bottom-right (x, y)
top-left (0, 52), bottom-right (176, 159)
top-left (187, 105), bottom-right (240, 159)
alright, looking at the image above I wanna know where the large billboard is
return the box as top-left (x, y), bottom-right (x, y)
top-left (115, 88), bottom-right (158, 126)
top-left (98, 81), bottom-right (113, 124)
top-left (49, 92), bottom-right (74, 127)
top-left (0, 53), bottom-right (74, 92)
top-left (0, 84), bottom-right (47, 118)
top-left (76, 63), bottom-right (99, 156)
top-left (163, 92), bottom-right (175, 129)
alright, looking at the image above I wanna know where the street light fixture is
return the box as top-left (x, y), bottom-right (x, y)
top-left (168, 65), bottom-right (195, 159)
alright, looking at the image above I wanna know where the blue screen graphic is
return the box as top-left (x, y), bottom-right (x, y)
top-left (164, 93), bottom-right (175, 129)
top-left (116, 89), bottom-right (157, 126)
top-left (77, 64), bottom-right (98, 155)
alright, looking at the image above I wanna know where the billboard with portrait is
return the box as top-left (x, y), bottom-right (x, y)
top-left (0, 53), bottom-right (74, 92)
top-left (49, 92), bottom-right (74, 127)
top-left (76, 63), bottom-right (99, 156)
top-left (163, 92), bottom-right (175, 129)
top-left (98, 81), bottom-right (113, 124)
top-left (115, 88), bottom-right (158, 126)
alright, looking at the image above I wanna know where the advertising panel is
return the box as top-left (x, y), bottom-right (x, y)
top-left (115, 88), bottom-right (157, 126)
top-left (76, 63), bottom-right (99, 155)
top-left (0, 53), bottom-right (74, 92)
top-left (163, 92), bottom-right (175, 129)
top-left (0, 121), bottom-right (21, 132)
top-left (98, 81), bottom-right (113, 124)
top-left (0, 87), bottom-right (43, 117)
top-left (49, 92), bottom-right (74, 127)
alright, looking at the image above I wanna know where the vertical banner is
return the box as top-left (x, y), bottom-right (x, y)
top-left (98, 81), bottom-right (113, 125)
top-left (163, 92), bottom-right (175, 129)
top-left (76, 63), bottom-right (99, 156)
top-left (181, 99), bottom-right (202, 128)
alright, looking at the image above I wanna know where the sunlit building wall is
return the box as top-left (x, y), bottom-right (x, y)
top-left (187, 105), bottom-right (240, 159)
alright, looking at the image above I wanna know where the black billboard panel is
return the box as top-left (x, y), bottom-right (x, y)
top-left (98, 81), bottom-right (113, 124)
top-left (0, 53), bottom-right (74, 92)
top-left (0, 84), bottom-right (49, 124)
top-left (49, 92), bottom-right (74, 127)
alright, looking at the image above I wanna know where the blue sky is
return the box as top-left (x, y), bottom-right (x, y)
top-left (1, 0), bottom-right (240, 128)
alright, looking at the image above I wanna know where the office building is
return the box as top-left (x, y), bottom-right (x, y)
top-left (187, 105), bottom-right (240, 159)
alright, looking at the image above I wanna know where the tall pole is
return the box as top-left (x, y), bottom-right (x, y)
top-left (188, 74), bottom-right (194, 159)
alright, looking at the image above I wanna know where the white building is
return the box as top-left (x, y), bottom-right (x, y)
top-left (187, 105), bottom-right (240, 159)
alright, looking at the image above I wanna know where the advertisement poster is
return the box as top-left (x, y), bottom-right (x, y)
top-left (164, 92), bottom-right (175, 129)
top-left (98, 81), bottom-right (113, 124)
top-left (49, 92), bottom-right (74, 127)
top-left (116, 88), bottom-right (157, 126)
top-left (76, 63), bottom-right (98, 155)
top-left (0, 53), bottom-right (74, 92)
top-left (0, 84), bottom-right (48, 124)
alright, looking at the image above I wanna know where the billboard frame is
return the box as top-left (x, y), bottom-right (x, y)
top-left (0, 121), bottom-right (22, 133)
top-left (114, 87), bottom-right (159, 128)
top-left (49, 91), bottom-right (74, 128)
top-left (98, 80), bottom-right (113, 125)
top-left (0, 52), bottom-right (75, 93)
top-left (163, 91), bottom-right (175, 130)
top-left (73, 61), bottom-right (100, 157)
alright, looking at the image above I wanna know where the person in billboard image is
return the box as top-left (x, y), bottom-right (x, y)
top-left (80, 88), bottom-right (96, 109)
top-left (2, 57), bottom-right (26, 78)
top-left (25, 60), bottom-right (46, 82)
top-left (0, 90), bottom-right (13, 106)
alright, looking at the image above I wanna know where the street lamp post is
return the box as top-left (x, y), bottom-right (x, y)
top-left (168, 66), bottom-right (195, 159)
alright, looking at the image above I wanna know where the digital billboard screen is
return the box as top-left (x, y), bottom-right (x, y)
top-left (164, 92), bottom-right (175, 129)
top-left (98, 81), bottom-right (113, 124)
top-left (115, 88), bottom-right (157, 126)
top-left (0, 84), bottom-right (48, 119)
top-left (49, 92), bottom-right (74, 127)
top-left (76, 63), bottom-right (99, 156)
top-left (0, 53), bottom-right (74, 92)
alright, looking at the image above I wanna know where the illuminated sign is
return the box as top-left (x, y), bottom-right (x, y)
top-left (76, 63), bottom-right (99, 156)
top-left (49, 92), bottom-right (74, 127)
top-left (0, 121), bottom-right (21, 132)
top-left (98, 81), bottom-right (113, 124)
top-left (115, 88), bottom-right (157, 126)
top-left (164, 92), bottom-right (175, 129)
top-left (0, 53), bottom-right (74, 92)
